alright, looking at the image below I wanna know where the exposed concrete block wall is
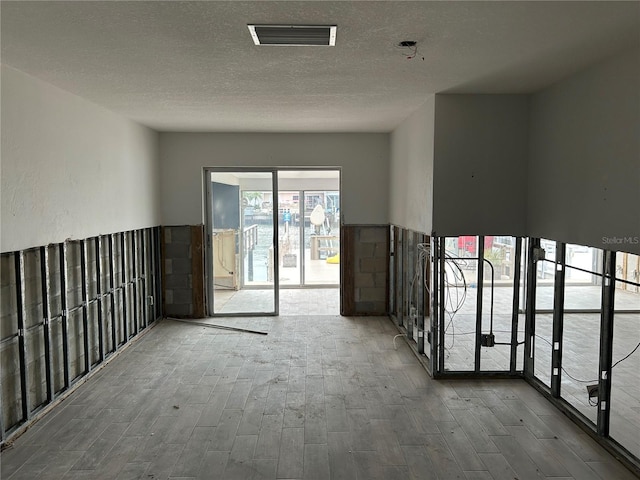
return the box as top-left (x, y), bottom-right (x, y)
top-left (0, 227), bottom-right (161, 442)
top-left (162, 225), bottom-right (205, 318)
top-left (341, 225), bottom-right (389, 315)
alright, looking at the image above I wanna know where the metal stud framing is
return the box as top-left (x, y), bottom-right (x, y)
top-left (131, 231), bottom-right (139, 336)
top-left (0, 228), bottom-right (161, 442)
top-left (438, 236), bottom-right (446, 374)
top-left (15, 251), bottom-right (31, 421)
top-left (120, 232), bottom-right (129, 343)
top-left (597, 249), bottom-right (616, 437)
top-left (108, 234), bottom-right (118, 351)
top-left (509, 238), bottom-right (523, 374)
top-left (95, 237), bottom-right (105, 362)
top-left (416, 233), bottom-right (426, 356)
top-left (80, 240), bottom-right (91, 375)
top-left (388, 229), bottom-right (638, 473)
top-left (524, 237), bottom-right (540, 378)
top-left (40, 246), bottom-right (54, 403)
top-left (141, 230), bottom-right (148, 329)
top-left (430, 235), bottom-right (439, 375)
top-left (550, 242), bottom-right (566, 398)
top-left (59, 242), bottom-right (71, 389)
top-left (395, 228), bottom-right (403, 327)
top-left (475, 237), bottom-right (485, 372)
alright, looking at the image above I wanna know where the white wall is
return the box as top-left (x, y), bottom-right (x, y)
top-left (432, 94), bottom-right (529, 237)
top-left (389, 97), bottom-right (435, 234)
top-left (1, 65), bottom-right (160, 252)
top-left (529, 47), bottom-right (640, 254)
top-left (159, 133), bottom-right (389, 226)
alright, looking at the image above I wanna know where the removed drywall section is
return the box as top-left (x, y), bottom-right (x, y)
top-left (0, 228), bottom-right (161, 442)
top-left (1, 65), bottom-right (161, 253)
top-left (389, 96), bottom-right (435, 234)
top-left (341, 225), bottom-right (389, 315)
top-left (432, 94), bottom-right (529, 237)
top-left (529, 46), bottom-right (640, 254)
top-left (159, 133), bottom-right (389, 226)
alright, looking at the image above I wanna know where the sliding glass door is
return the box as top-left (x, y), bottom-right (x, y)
top-left (205, 169), bottom-right (278, 315)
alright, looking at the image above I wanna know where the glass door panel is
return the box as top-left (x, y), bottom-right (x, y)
top-left (207, 170), bottom-right (277, 315)
top-left (278, 190), bottom-right (302, 286)
top-left (304, 190), bottom-right (340, 285)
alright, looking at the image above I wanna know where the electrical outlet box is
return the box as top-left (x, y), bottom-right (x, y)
top-left (587, 384), bottom-right (599, 399)
top-left (481, 334), bottom-right (495, 347)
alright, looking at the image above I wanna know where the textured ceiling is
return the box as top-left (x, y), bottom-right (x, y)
top-left (2, 1), bottom-right (638, 132)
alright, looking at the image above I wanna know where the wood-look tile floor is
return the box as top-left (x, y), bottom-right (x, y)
top-left (1, 315), bottom-right (637, 480)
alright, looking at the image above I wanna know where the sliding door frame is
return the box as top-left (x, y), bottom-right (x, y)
top-left (203, 167), bottom-right (279, 317)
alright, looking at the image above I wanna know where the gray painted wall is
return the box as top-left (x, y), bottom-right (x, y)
top-left (432, 94), bottom-right (529, 237)
top-left (389, 97), bottom-right (435, 234)
top-left (159, 133), bottom-right (389, 226)
top-left (529, 46), bottom-right (640, 254)
top-left (1, 65), bottom-right (161, 253)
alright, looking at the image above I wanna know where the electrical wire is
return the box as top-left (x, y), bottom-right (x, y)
top-left (396, 42), bottom-right (424, 61)
top-left (214, 233), bottom-right (234, 275)
top-left (612, 341), bottom-right (640, 369)
top-left (533, 335), bottom-right (640, 385)
top-left (442, 251), bottom-right (468, 350)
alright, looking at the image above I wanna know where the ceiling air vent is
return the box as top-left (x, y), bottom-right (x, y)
top-left (248, 25), bottom-right (337, 46)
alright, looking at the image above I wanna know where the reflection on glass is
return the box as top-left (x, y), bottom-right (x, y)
top-left (278, 190), bottom-right (301, 286)
top-left (211, 172), bottom-right (275, 314)
top-left (303, 191), bottom-right (340, 285)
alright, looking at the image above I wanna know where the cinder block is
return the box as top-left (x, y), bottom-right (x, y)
top-left (165, 289), bottom-right (174, 304)
top-left (166, 303), bottom-right (193, 317)
top-left (354, 272), bottom-right (375, 288)
top-left (353, 243), bottom-right (375, 258)
top-left (358, 227), bottom-right (387, 244)
top-left (164, 227), bottom-right (172, 243)
top-left (165, 273), bottom-right (192, 289)
top-left (171, 258), bottom-right (192, 274)
top-left (165, 259), bottom-right (173, 275)
top-left (170, 226), bottom-right (192, 244)
top-left (359, 257), bottom-right (387, 273)
top-left (0, 284), bottom-right (17, 313)
top-left (0, 254), bottom-right (15, 285)
top-left (357, 287), bottom-right (385, 302)
top-left (355, 301), bottom-right (386, 315)
top-left (164, 243), bottom-right (190, 259)
top-left (170, 288), bottom-right (193, 305)
top-left (373, 242), bottom-right (388, 258)
top-left (374, 272), bottom-right (388, 287)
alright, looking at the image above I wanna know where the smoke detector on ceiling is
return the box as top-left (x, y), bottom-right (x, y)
top-left (248, 25), bottom-right (337, 46)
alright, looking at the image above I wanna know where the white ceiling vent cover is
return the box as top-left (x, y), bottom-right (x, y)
top-left (248, 25), bottom-right (336, 46)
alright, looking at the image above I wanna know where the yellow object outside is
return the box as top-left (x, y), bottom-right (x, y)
top-left (326, 253), bottom-right (340, 264)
